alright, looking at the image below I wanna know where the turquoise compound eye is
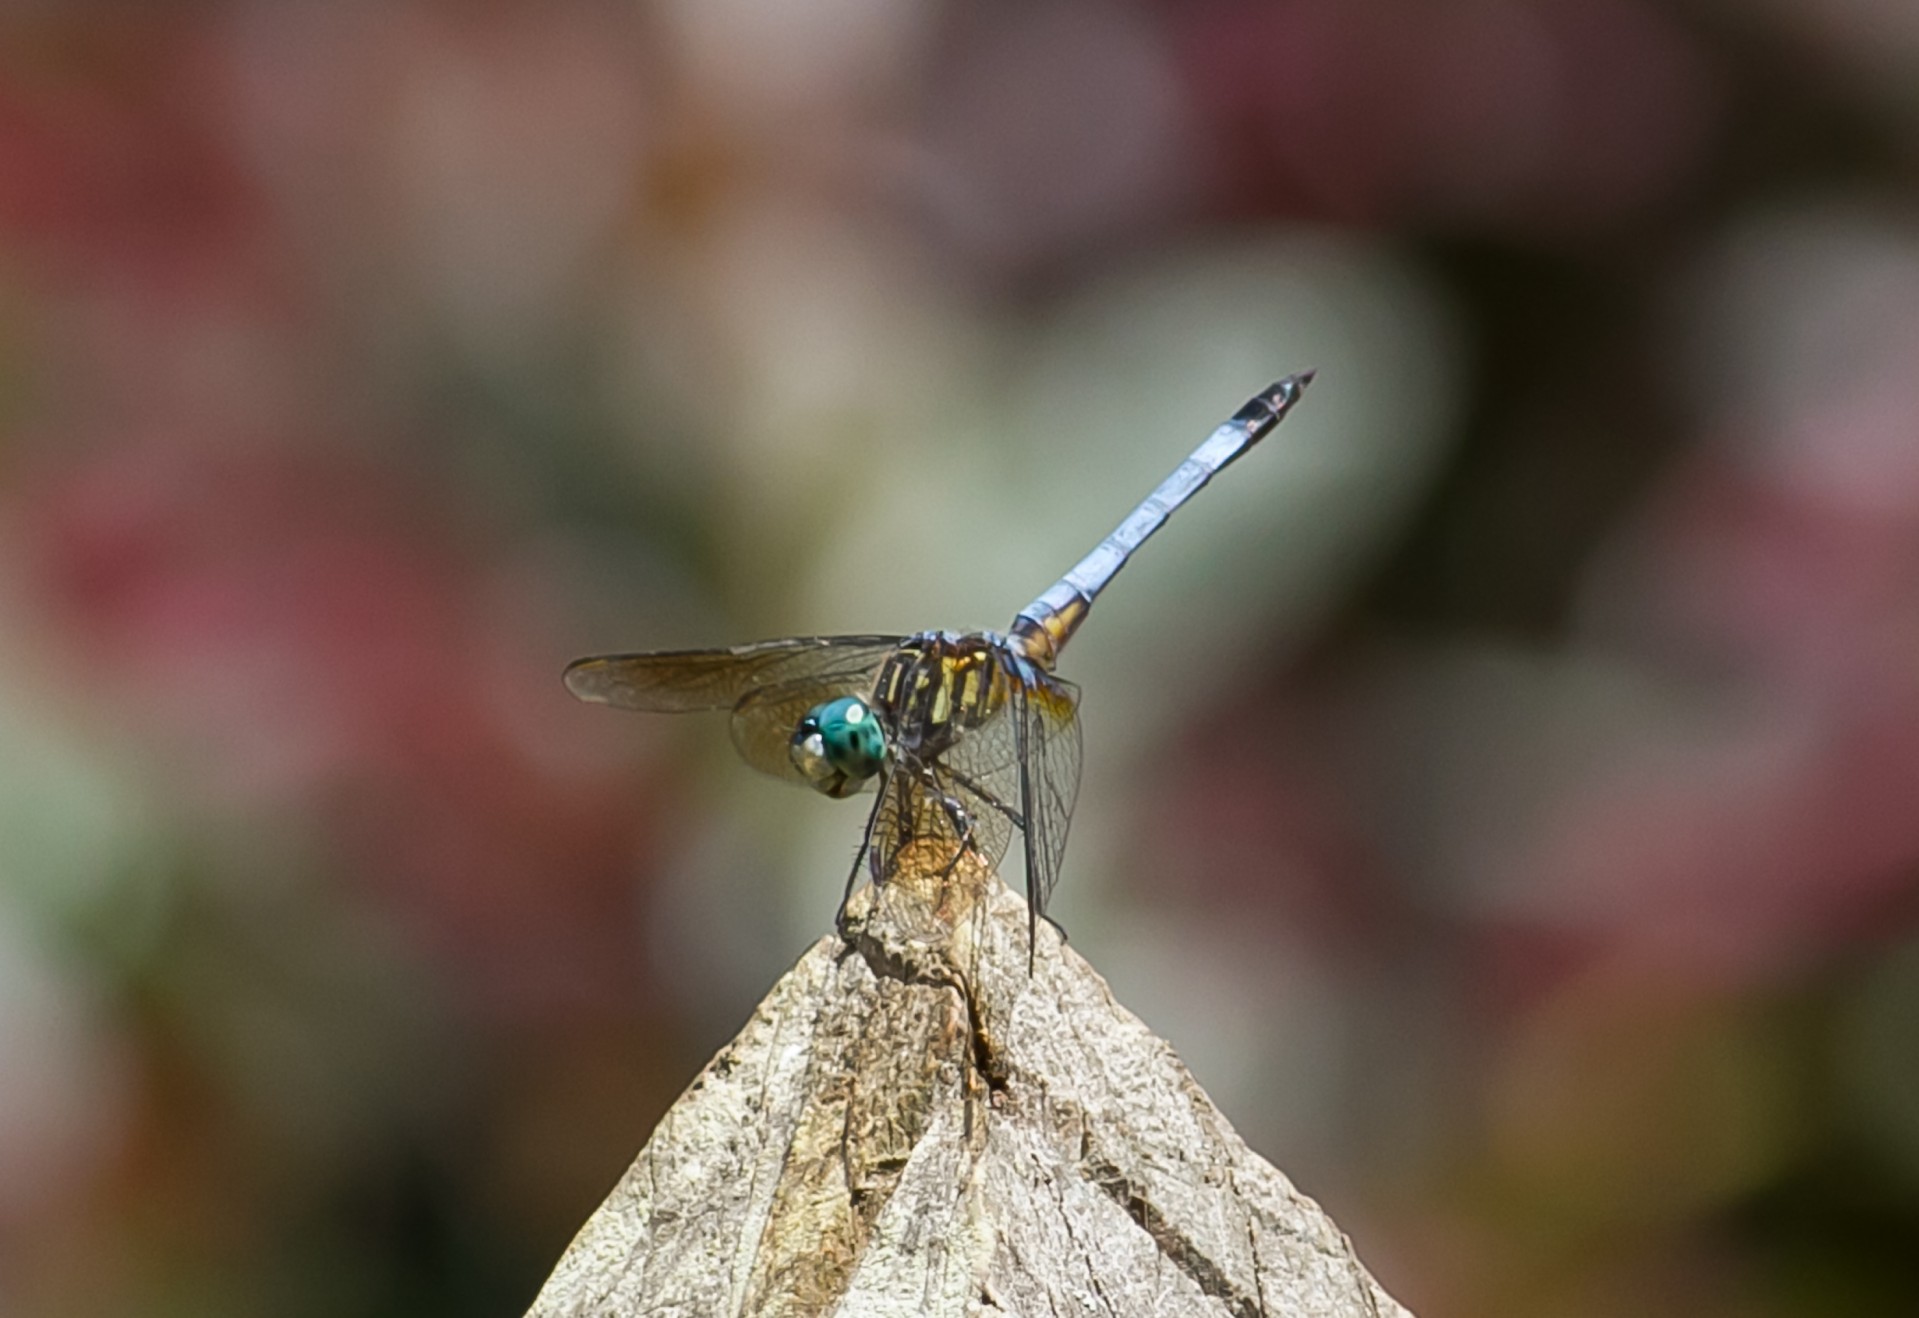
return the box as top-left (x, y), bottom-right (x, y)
top-left (789, 696), bottom-right (886, 797)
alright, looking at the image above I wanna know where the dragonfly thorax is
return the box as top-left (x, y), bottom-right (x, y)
top-left (789, 695), bottom-right (886, 798)
top-left (872, 632), bottom-right (1013, 759)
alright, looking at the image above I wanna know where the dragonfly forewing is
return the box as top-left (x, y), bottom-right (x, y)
top-left (563, 636), bottom-right (905, 713)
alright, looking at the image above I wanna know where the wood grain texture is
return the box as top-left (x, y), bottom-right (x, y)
top-left (528, 846), bottom-right (1410, 1317)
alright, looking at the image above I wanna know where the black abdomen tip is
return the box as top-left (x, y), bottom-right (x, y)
top-left (1233, 372), bottom-right (1315, 427)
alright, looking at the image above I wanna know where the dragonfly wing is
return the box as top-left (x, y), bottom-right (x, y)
top-left (863, 756), bottom-right (1016, 889)
top-left (564, 636), bottom-right (905, 713)
top-left (862, 764), bottom-right (935, 892)
top-left (1015, 670), bottom-right (1082, 932)
top-left (930, 701), bottom-right (1022, 842)
top-left (944, 760), bottom-right (1017, 877)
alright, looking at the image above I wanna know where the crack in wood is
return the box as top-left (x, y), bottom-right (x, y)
top-left (1082, 1154), bottom-right (1265, 1318)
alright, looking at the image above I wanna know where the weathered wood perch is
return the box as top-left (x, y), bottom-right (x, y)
top-left (527, 844), bottom-right (1410, 1317)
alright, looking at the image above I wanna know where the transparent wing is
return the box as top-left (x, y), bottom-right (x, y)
top-left (864, 757), bottom-right (1016, 890)
top-left (931, 699), bottom-right (1023, 836)
top-left (564, 636), bottom-right (904, 713)
top-left (943, 760), bottom-right (1017, 877)
top-left (862, 764), bottom-right (927, 890)
top-left (1015, 670), bottom-right (1082, 927)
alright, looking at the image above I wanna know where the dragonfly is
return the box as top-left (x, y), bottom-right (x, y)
top-left (566, 373), bottom-right (1314, 963)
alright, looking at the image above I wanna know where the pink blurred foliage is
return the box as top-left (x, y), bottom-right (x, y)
top-left (1529, 422), bottom-right (1919, 990)
top-left (0, 5), bottom-right (669, 1019)
top-left (19, 431), bottom-right (665, 1015)
top-left (0, 11), bottom-right (261, 290)
top-left (1144, 695), bottom-right (1401, 956)
top-left (1173, 0), bottom-right (1720, 233)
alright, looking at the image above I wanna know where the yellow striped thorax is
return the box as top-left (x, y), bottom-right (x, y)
top-left (872, 631), bottom-right (1016, 758)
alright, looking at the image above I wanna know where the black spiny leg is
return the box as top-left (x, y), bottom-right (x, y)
top-left (928, 770), bottom-right (979, 881)
top-left (837, 766), bottom-right (894, 939)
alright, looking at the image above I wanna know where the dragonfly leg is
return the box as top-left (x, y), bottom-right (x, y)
top-left (936, 798), bottom-right (974, 879)
top-left (837, 772), bottom-right (893, 938)
top-left (939, 764), bottom-right (1025, 832)
top-left (923, 769), bottom-right (981, 880)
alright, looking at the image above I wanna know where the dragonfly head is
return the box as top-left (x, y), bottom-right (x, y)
top-left (790, 695), bottom-right (886, 798)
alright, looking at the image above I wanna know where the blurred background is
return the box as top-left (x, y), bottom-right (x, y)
top-left (3, 1), bottom-right (1919, 1314)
